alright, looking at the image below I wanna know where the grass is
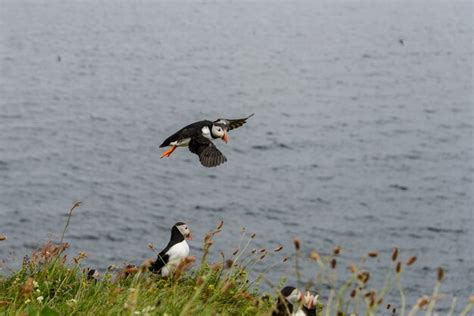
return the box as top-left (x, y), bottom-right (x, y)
top-left (0, 202), bottom-right (473, 315)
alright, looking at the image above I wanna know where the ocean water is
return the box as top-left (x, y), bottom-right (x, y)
top-left (0, 0), bottom-right (472, 310)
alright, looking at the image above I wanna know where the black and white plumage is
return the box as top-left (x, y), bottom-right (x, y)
top-left (273, 286), bottom-right (305, 316)
top-left (159, 114), bottom-right (254, 168)
top-left (150, 222), bottom-right (192, 277)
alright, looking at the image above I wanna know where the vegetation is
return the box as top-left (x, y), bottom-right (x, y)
top-left (0, 202), bottom-right (472, 315)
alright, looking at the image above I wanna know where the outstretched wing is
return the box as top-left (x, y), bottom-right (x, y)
top-left (213, 113), bottom-right (254, 132)
top-left (189, 135), bottom-right (227, 168)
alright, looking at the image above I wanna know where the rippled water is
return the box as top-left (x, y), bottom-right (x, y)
top-left (1, 0), bottom-right (472, 310)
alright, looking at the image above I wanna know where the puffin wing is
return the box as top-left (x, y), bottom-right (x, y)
top-left (189, 135), bottom-right (227, 168)
top-left (150, 249), bottom-right (170, 273)
top-left (213, 113), bottom-right (254, 132)
top-left (160, 120), bottom-right (213, 148)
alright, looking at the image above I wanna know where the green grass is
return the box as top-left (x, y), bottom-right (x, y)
top-left (0, 203), bottom-right (472, 315)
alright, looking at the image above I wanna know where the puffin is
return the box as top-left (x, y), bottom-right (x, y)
top-left (272, 286), bottom-right (305, 316)
top-left (159, 114), bottom-right (254, 167)
top-left (149, 222), bottom-right (192, 277)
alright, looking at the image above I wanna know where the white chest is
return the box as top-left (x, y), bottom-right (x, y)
top-left (161, 240), bottom-right (190, 276)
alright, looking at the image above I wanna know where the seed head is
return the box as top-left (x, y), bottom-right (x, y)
top-left (348, 264), bottom-right (357, 273)
top-left (310, 250), bottom-right (320, 261)
top-left (406, 256), bottom-right (417, 266)
top-left (437, 266), bottom-right (444, 282)
top-left (216, 221), bottom-right (224, 230)
top-left (350, 289), bottom-right (357, 298)
top-left (250, 233), bottom-right (256, 239)
top-left (274, 245), bottom-right (283, 252)
top-left (259, 248), bottom-right (266, 253)
top-left (368, 252), bottom-right (378, 258)
top-left (0, 235), bottom-right (7, 241)
top-left (225, 260), bottom-right (234, 269)
top-left (387, 304), bottom-right (391, 310)
top-left (396, 262), bottom-right (402, 273)
top-left (469, 295), bottom-right (474, 304)
top-left (391, 248), bottom-right (398, 262)
top-left (282, 257), bottom-right (289, 262)
top-left (293, 239), bottom-right (301, 250)
top-left (333, 246), bottom-right (341, 255)
top-left (331, 258), bottom-right (337, 269)
top-left (221, 281), bottom-right (233, 294)
top-left (416, 296), bottom-right (429, 308)
top-left (232, 249), bottom-right (239, 256)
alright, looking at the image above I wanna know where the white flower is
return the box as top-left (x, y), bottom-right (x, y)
top-left (66, 298), bottom-right (78, 307)
top-left (24, 299), bottom-right (31, 304)
top-left (33, 280), bottom-right (39, 288)
top-left (36, 296), bottom-right (44, 303)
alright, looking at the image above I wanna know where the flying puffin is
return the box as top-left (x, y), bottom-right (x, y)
top-left (149, 222), bottom-right (192, 276)
top-left (272, 286), bottom-right (306, 316)
top-left (159, 114), bottom-right (254, 167)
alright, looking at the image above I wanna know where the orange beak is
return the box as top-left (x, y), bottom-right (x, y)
top-left (186, 232), bottom-right (192, 241)
top-left (222, 132), bottom-right (229, 144)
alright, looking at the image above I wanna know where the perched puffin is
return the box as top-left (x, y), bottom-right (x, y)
top-left (150, 222), bottom-right (192, 276)
top-left (159, 114), bottom-right (254, 167)
top-left (272, 286), bottom-right (305, 316)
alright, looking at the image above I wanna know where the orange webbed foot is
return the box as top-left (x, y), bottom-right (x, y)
top-left (160, 145), bottom-right (177, 158)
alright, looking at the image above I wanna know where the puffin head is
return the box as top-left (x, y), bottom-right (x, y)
top-left (281, 286), bottom-right (303, 304)
top-left (211, 123), bottom-right (229, 143)
top-left (174, 222), bottom-right (192, 241)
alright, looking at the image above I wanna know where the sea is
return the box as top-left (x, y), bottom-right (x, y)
top-left (0, 0), bottom-right (472, 312)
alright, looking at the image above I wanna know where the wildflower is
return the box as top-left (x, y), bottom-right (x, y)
top-left (66, 299), bottom-right (77, 307)
top-left (208, 284), bottom-right (215, 291)
top-left (22, 278), bottom-right (34, 296)
top-left (24, 299), bottom-right (31, 304)
top-left (36, 296), bottom-right (44, 303)
top-left (33, 281), bottom-right (39, 288)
